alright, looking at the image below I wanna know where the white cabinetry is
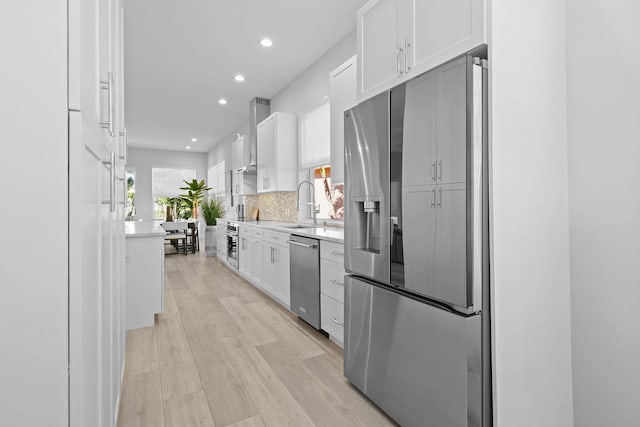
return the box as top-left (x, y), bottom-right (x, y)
top-left (357, 0), bottom-right (486, 101)
top-left (217, 220), bottom-right (227, 259)
top-left (208, 161), bottom-right (226, 196)
top-left (232, 135), bottom-right (257, 196)
top-left (330, 55), bottom-right (357, 184)
top-left (319, 241), bottom-right (345, 346)
top-left (240, 226), bottom-right (264, 284)
top-left (263, 230), bottom-right (291, 307)
top-left (257, 112), bottom-right (298, 193)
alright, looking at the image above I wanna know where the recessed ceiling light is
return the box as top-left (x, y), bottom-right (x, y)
top-left (259, 38), bottom-right (273, 48)
top-left (234, 74), bottom-right (245, 82)
top-left (218, 98), bottom-right (227, 105)
top-left (185, 146), bottom-right (192, 150)
top-left (191, 138), bottom-right (197, 142)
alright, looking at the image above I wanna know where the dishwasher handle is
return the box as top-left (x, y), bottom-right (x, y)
top-left (287, 240), bottom-right (318, 249)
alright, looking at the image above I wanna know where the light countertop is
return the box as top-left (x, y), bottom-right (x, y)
top-left (226, 220), bottom-right (344, 244)
top-left (125, 221), bottom-right (166, 238)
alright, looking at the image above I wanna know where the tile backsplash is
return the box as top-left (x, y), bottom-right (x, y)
top-left (244, 192), bottom-right (298, 222)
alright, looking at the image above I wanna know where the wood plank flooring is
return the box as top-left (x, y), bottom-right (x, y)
top-left (117, 245), bottom-right (396, 427)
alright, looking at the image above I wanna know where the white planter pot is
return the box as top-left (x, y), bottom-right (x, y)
top-left (205, 225), bottom-right (217, 257)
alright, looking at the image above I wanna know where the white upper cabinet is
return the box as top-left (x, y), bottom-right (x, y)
top-left (357, 0), bottom-right (404, 102)
top-left (208, 160), bottom-right (226, 196)
top-left (330, 55), bottom-right (357, 185)
top-left (257, 112), bottom-right (298, 193)
top-left (232, 134), bottom-right (257, 196)
top-left (357, 0), bottom-right (486, 102)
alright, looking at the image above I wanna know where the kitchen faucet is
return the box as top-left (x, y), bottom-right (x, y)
top-left (296, 180), bottom-right (318, 225)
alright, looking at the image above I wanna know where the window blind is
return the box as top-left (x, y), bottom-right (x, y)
top-left (151, 167), bottom-right (196, 198)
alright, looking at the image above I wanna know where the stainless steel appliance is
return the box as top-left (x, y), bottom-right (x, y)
top-left (226, 222), bottom-right (239, 269)
top-left (344, 55), bottom-right (491, 427)
top-left (288, 235), bottom-right (320, 328)
top-left (236, 204), bottom-right (245, 221)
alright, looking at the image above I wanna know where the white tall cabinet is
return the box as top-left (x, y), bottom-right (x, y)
top-left (329, 55), bottom-right (358, 184)
top-left (2, 1), bottom-right (126, 426)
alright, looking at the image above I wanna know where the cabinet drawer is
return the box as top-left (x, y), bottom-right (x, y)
top-left (320, 294), bottom-right (344, 343)
top-left (321, 260), bottom-right (345, 303)
top-left (320, 241), bottom-right (344, 264)
top-left (263, 229), bottom-right (290, 246)
top-left (240, 226), bottom-right (263, 240)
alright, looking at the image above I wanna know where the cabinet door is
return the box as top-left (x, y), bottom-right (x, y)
top-left (257, 115), bottom-right (276, 193)
top-left (250, 239), bottom-right (264, 285)
top-left (405, 0), bottom-right (486, 79)
top-left (70, 111), bottom-right (120, 427)
top-left (271, 245), bottom-right (290, 306)
top-left (232, 137), bottom-right (241, 172)
top-left (330, 55), bottom-right (357, 184)
top-left (435, 57), bottom-right (467, 185)
top-left (217, 160), bottom-right (226, 196)
top-left (239, 236), bottom-right (249, 275)
top-left (403, 69), bottom-right (437, 187)
top-left (433, 184), bottom-right (468, 308)
top-left (357, 0), bottom-right (405, 101)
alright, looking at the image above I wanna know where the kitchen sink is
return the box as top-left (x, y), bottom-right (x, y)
top-left (279, 224), bottom-right (320, 229)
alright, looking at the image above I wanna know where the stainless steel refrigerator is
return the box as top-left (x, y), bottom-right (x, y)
top-left (343, 55), bottom-right (491, 427)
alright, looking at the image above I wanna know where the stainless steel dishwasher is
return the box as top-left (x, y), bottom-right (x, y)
top-left (288, 235), bottom-right (320, 329)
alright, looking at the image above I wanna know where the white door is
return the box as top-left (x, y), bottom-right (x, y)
top-left (239, 235), bottom-right (249, 275)
top-left (405, 0), bottom-right (485, 79)
top-left (330, 55), bottom-right (357, 184)
top-left (69, 112), bottom-right (107, 427)
top-left (257, 115), bottom-right (276, 193)
top-left (357, 0), bottom-right (404, 101)
top-left (272, 244), bottom-right (290, 306)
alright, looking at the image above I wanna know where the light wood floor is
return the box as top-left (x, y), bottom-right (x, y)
top-left (117, 245), bottom-right (397, 427)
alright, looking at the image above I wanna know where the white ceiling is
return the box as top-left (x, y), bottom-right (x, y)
top-left (124, 0), bottom-right (367, 153)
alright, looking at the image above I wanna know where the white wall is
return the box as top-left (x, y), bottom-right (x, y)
top-left (127, 147), bottom-right (207, 220)
top-left (0, 1), bottom-right (69, 425)
top-left (567, 1), bottom-right (640, 425)
top-left (489, 1), bottom-right (575, 425)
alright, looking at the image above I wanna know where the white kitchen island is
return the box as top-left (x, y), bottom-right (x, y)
top-left (125, 221), bottom-right (165, 330)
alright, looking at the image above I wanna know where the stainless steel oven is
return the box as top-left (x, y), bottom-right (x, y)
top-left (226, 222), bottom-right (239, 268)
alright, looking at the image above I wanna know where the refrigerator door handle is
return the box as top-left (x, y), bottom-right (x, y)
top-left (469, 57), bottom-right (486, 314)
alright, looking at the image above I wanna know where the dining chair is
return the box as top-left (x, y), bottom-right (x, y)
top-left (187, 222), bottom-right (199, 253)
top-left (161, 222), bottom-right (188, 255)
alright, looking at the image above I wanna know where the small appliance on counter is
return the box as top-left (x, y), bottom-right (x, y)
top-left (236, 204), bottom-right (245, 221)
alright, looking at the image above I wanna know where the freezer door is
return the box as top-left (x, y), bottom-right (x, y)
top-left (344, 275), bottom-right (482, 427)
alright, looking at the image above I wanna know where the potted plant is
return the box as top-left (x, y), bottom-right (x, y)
top-left (179, 179), bottom-right (211, 220)
top-left (201, 197), bottom-right (225, 257)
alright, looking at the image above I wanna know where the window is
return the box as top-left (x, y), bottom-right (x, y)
top-left (151, 167), bottom-right (196, 220)
top-left (298, 99), bottom-right (343, 221)
top-left (307, 165), bottom-right (344, 220)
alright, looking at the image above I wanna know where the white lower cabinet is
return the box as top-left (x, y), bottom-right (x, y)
top-left (238, 227), bottom-right (292, 308)
top-left (216, 224), bottom-right (227, 260)
top-left (320, 241), bottom-right (345, 346)
top-left (263, 230), bottom-right (291, 307)
top-left (321, 294), bottom-right (344, 344)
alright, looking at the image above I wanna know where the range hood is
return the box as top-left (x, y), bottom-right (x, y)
top-left (237, 97), bottom-right (270, 174)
